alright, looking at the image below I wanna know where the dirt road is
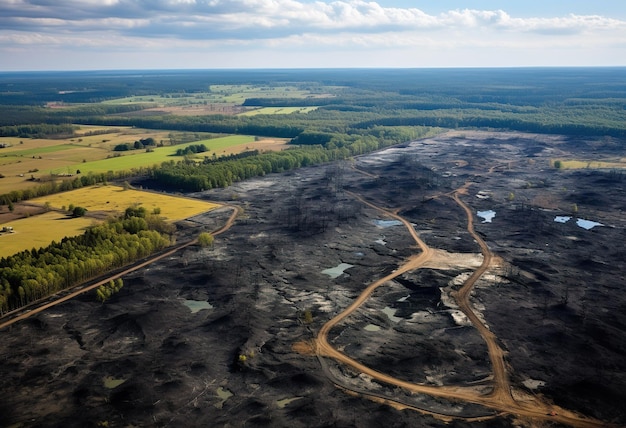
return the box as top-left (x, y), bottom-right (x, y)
top-left (315, 190), bottom-right (610, 427)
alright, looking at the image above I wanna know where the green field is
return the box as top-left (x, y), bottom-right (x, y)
top-left (0, 131), bottom-right (263, 193)
top-left (101, 85), bottom-right (320, 106)
top-left (52, 135), bottom-right (257, 174)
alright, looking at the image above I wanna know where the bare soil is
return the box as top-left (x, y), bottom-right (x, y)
top-left (1, 131), bottom-right (625, 427)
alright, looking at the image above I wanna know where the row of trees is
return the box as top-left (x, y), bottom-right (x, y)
top-left (175, 143), bottom-right (208, 156)
top-left (0, 166), bottom-right (155, 205)
top-left (113, 137), bottom-right (157, 152)
top-left (150, 126), bottom-right (433, 192)
top-left (96, 278), bottom-right (124, 303)
top-left (0, 123), bottom-right (78, 138)
top-left (0, 209), bottom-right (172, 314)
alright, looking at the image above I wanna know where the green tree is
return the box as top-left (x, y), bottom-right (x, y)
top-left (72, 206), bottom-right (87, 217)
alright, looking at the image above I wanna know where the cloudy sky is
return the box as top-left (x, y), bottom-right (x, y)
top-left (1, 0), bottom-right (625, 71)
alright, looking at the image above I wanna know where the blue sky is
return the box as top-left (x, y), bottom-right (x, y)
top-left (0, 0), bottom-right (624, 70)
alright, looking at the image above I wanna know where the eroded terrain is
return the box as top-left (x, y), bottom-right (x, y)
top-left (1, 131), bottom-right (625, 427)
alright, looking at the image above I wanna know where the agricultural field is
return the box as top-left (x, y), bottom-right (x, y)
top-left (0, 211), bottom-right (94, 257)
top-left (0, 128), bottom-right (287, 194)
top-left (553, 158), bottom-right (626, 170)
top-left (0, 185), bottom-right (219, 257)
top-left (97, 84), bottom-right (328, 116)
top-left (29, 185), bottom-right (219, 222)
top-left (58, 135), bottom-right (260, 175)
top-left (101, 85), bottom-right (326, 107)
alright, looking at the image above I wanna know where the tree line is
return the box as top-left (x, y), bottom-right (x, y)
top-left (0, 207), bottom-right (172, 315)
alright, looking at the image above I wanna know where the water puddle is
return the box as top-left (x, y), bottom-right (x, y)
top-left (364, 324), bottom-right (381, 332)
top-left (103, 376), bottom-right (126, 389)
top-left (576, 218), bottom-right (603, 230)
top-left (322, 263), bottom-right (354, 279)
top-left (382, 306), bottom-right (402, 323)
top-left (477, 210), bottom-right (496, 223)
top-left (373, 219), bottom-right (403, 228)
top-left (553, 216), bottom-right (604, 230)
top-left (183, 299), bottom-right (213, 313)
top-left (277, 397), bottom-right (303, 408)
top-left (215, 387), bottom-right (233, 409)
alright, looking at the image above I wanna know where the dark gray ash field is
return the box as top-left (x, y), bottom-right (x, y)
top-left (1, 131), bottom-right (624, 427)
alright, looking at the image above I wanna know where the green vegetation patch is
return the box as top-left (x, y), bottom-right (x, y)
top-left (49, 135), bottom-right (257, 175)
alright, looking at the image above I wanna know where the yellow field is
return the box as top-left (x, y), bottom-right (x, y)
top-left (29, 185), bottom-right (220, 222)
top-left (0, 185), bottom-right (218, 257)
top-left (554, 159), bottom-right (626, 170)
top-left (0, 211), bottom-right (95, 257)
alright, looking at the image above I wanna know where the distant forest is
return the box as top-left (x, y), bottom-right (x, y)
top-left (1, 68), bottom-right (625, 196)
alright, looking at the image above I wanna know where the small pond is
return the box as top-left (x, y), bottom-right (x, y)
top-left (576, 218), bottom-right (604, 230)
top-left (382, 306), bottom-right (402, 323)
top-left (322, 263), bottom-right (354, 279)
top-left (364, 324), bottom-right (381, 332)
top-left (477, 210), bottom-right (496, 223)
top-left (183, 299), bottom-right (213, 313)
top-left (373, 219), bottom-right (403, 228)
top-left (553, 216), bottom-right (604, 230)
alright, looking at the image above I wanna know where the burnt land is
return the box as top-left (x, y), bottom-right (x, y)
top-left (1, 131), bottom-right (625, 427)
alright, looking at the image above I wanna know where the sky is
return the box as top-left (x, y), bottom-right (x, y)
top-left (0, 0), bottom-right (625, 71)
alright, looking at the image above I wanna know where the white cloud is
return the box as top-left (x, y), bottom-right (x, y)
top-left (0, 1), bottom-right (624, 69)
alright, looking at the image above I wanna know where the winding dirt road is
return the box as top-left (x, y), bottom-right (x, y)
top-left (315, 190), bottom-right (611, 427)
